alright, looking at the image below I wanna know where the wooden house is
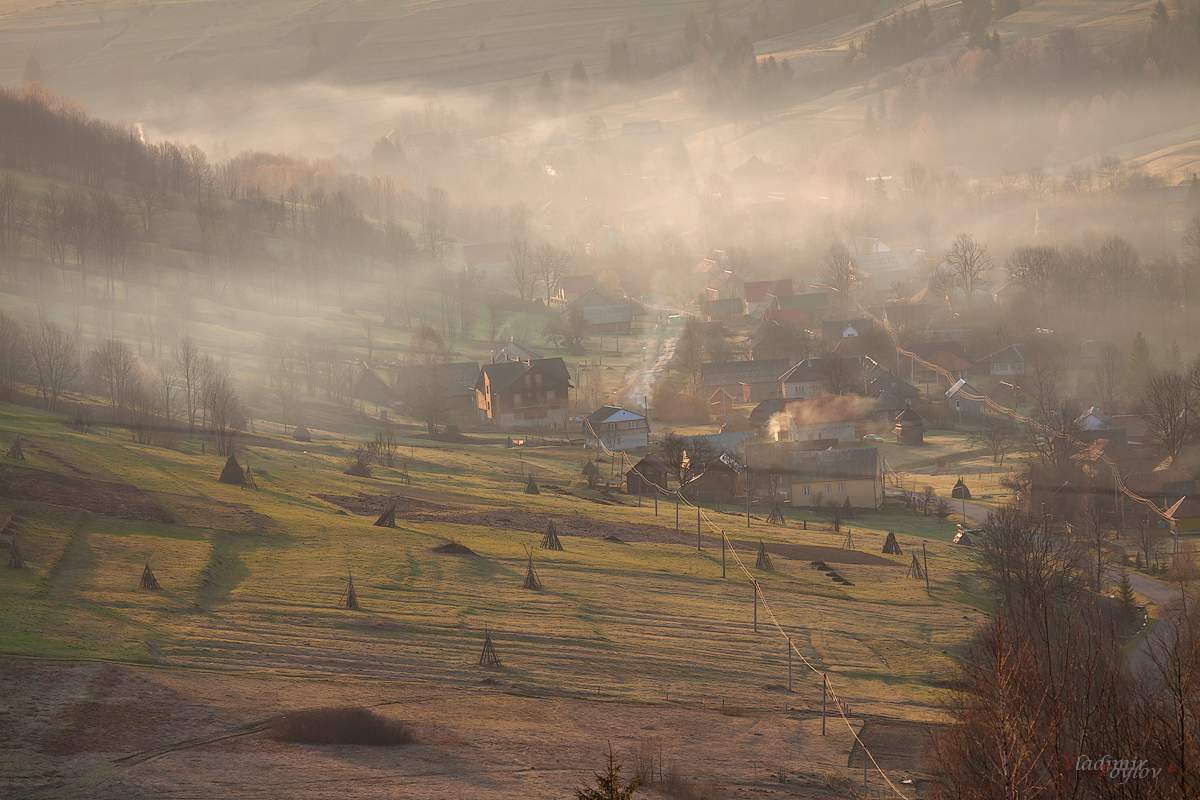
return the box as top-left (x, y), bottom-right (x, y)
top-left (627, 456), bottom-right (670, 496)
top-left (893, 408), bottom-right (925, 444)
top-left (475, 358), bottom-right (572, 430)
top-left (699, 358), bottom-right (792, 403)
top-left (787, 447), bottom-right (883, 510)
top-left (585, 405), bottom-right (650, 451)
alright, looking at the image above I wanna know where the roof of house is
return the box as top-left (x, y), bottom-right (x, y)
top-left (773, 292), bottom-right (832, 312)
top-left (476, 357), bottom-right (571, 393)
top-left (780, 355), bottom-right (872, 384)
top-left (492, 341), bottom-right (543, 363)
top-left (700, 358), bottom-right (794, 386)
top-left (629, 455), bottom-right (669, 474)
top-left (927, 350), bottom-right (974, 372)
top-left (749, 398), bottom-right (790, 426)
top-left (744, 279), bottom-right (794, 303)
top-left (894, 408), bottom-right (924, 424)
top-left (571, 289), bottom-right (636, 324)
top-left (587, 405), bottom-right (647, 426)
top-left (788, 447), bottom-right (880, 481)
top-left (390, 361), bottom-right (481, 397)
top-left (945, 378), bottom-right (980, 399)
top-left (986, 344), bottom-right (1024, 363)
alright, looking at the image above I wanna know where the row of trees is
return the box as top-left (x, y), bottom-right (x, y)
top-left (0, 314), bottom-right (243, 454)
top-left (932, 506), bottom-right (1199, 799)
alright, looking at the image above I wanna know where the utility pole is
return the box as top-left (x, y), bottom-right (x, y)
top-left (787, 637), bottom-right (792, 692)
top-left (821, 674), bottom-right (827, 735)
top-left (721, 533), bottom-right (726, 577)
top-left (923, 541), bottom-right (930, 593)
top-left (752, 580), bottom-right (758, 632)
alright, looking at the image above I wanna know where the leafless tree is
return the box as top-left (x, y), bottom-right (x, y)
top-left (1092, 341), bottom-right (1124, 412)
top-left (157, 359), bottom-right (178, 422)
top-left (419, 186), bottom-right (450, 260)
top-left (174, 335), bottom-right (202, 433)
top-left (534, 242), bottom-right (570, 304)
top-left (943, 232), bottom-right (991, 300)
top-left (822, 242), bottom-right (856, 306)
top-left (970, 417), bottom-right (1019, 465)
top-left (509, 237), bottom-right (536, 303)
top-left (61, 189), bottom-right (93, 288)
top-left (28, 320), bottom-right (79, 411)
top-left (0, 174), bottom-right (30, 257)
top-left (133, 176), bottom-right (167, 236)
top-left (202, 362), bottom-right (242, 456)
top-left (1144, 369), bottom-right (1192, 461)
top-left (89, 338), bottom-right (139, 418)
top-left (0, 312), bottom-right (28, 399)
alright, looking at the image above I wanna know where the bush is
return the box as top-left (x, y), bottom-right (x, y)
top-left (269, 706), bottom-right (415, 746)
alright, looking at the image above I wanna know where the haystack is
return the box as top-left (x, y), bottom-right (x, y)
top-left (524, 475), bottom-right (540, 495)
top-left (341, 573), bottom-right (360, 610)
top-left (842, 529), bottom-right (856, 551)
top-left (766, 502), bottom-right (786, 526)
top-left (521, 547), bottom-right (542, 591)
top-left (139, 563), bottom-right (161, 590)
top-left (243, 465), bottom-right (258, 490)
top-left (540, 520), bottom-right (563, 551)
top-left (582, 460), bottom-right (600, 486)
top-left (478, 628), bottom-right (502, 668)
top-left (906, 552), bottom-right (925, 579)
top-left (374, 504), bottom-right (397, 528)
top-left (292, 425), bottom-right (312, 442)
top-left (755, 540), bottom-right (773, 571)
top-left (951, 477), bottom-right (971, 500)
top-left (6, 437), bottom-right (24, 460)
top-left (7, 539), bottom-right (23, 569)
top-left (882, 531), bottom-right (902, 555)
top-left (218, 454), bottom-right (245, 485)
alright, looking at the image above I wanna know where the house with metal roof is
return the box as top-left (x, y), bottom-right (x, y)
top-left (584, 405), bottom-right (650, 451)
top-left (475, 358), bottom-right (572, 430)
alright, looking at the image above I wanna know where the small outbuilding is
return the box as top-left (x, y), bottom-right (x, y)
top-left (627, 456), bottom-right (670, 496)
top-left (893, 408), bottom-right (925, 445)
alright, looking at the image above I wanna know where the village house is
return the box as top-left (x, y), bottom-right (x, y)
top-left (743, 278), bottom-right (793, 315)
top-left (750, 319), bottom-right (810, 361)
top-left (765, 291), bottom-right (832, 326)
top-left (779, 356), bottom-right (874, 399)
top-left (983, 344), bottom-right (1025, 377)
top-left (569, 289), bottom-right (639, 333)
top-left (626, 455), bottom-right (670, 496)
top-left (699, 358), bottom-right (793, 403)
top-left (945, 378), bottom-right (986, 420)
top-left (786, 447), bottom-right (884, 510)
top-left (355, 361), bottom-right (481, 427)
top-left (708, 388), bottom-right (736, 422)
top-left (893, 408), bottom-right (926, 444)
top-left (475, 357), bottom-right (572, 429)
top-left (756, 396), bottom-right (872, 444)
top-left (681, 457), bottom-right (738, 504)
top-left (584, 405), bottom-right (650, 451)
top-left (553, 274), bottom-right (598, 304)
top-left (491, 340), bottom-right (543, 363)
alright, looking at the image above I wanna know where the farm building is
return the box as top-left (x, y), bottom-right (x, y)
top-left (627, 456), bottom-right (670, 496)
top-left (475, 357), bottom-right (572, 430)
top-left (893, 408), bottom-right (925, 444)
top-left (780, 356), bottom-right (873, 399)
top-left (569, 289), bottom-right (638, 333)
top-left (681, 457), bottom-right (737, 504)
top-left (945, 379), bottom-right (986, 419)
top-left (701, 296), bottom-right (747, 322)
top-left (584, 405), bottom-right (650, 451)
top-left (708, 388), bottom-right (736, 421)
top-left (787, 447), bottom-right (884, 510)
top-left (699, 358), bottom-right (792, 403)
top-left (764, 291), bottom-right (832, 326)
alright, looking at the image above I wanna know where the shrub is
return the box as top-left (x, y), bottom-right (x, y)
top-left (269, 706), bottom-right (415, 746)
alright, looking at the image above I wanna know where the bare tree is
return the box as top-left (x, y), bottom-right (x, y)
top-left (0, 174), bottom-right (30, 256)
top-left (28, 320), bottom-right (79, 411)
top-left (509, 237), bottom-right (536, 303)
top-left (0, 312), bottom-right (28, 399)
top-left (133, 176), bottom-right (167, 236)
top-left (174, 335), bottom-right (202, 433)
top-left (534, 243), bottom-right (570, 304)
top-left (822, 242), bottom-right (856, 307)
top-left (157, 359), bottom-right (178, 422)
top-left (418, 186), bottom-right (450, 260)
top-left (89, 338), bottom-right (139, 418)
top-left (1144, 369), bottom-right (1192, 461)
top-left (943, 233), bottom-right (991, 300)
top-left (1092, 341), bottom-right (1124, 412)
top-left (38, 187), bottom-right (67, 271)
top-left (202, 362), bottom-right (242, 456)
top-left (970, 417), bottom-right (1018, 465)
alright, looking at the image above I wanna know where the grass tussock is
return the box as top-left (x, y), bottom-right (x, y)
top-left (633, 738), bottom-right (720, 800)
top-left (269, 706), bottom-right (415, 746)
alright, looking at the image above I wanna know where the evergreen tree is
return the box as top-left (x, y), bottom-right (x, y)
top-left (575, 746), bottom-right (640, 800)
top-left (1117, 570), bottom-right (1138, 630)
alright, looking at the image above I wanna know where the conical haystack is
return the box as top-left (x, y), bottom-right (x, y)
top-left (842, 529), bottom-right (856, 551)
top-left (7, 539), bottom-right (23, 569)
top-left (292, 425), bottom-right (312, 442)
top-left (374, 504), bottom-right (397, 528)
top-left (882, 531), bottom-right (902, 555)
top-left (521, 547), bottom-right (542, 591)
top-left (341, 573), bottom-right (359, 610)
top-left (755, 540), bottom-right (773, 571)
top-left (6, 437), bottom-right (24, 461)
top-left (218, 454), bottom-right (245, 485)
top-left (540, 520), bottom-right (563, 551)
top-left (243, 465), bottom-right (258, 490)
top-left (478, 628), bottom-right (502, 668)
top-left (766, 502), bottom-right (786, 525)
top-left (907, 552), bottom-right (925, 579)
top-left (524, 474), bottom-right (540, 495)
top-left (139, 563), bottom-right (161, 590)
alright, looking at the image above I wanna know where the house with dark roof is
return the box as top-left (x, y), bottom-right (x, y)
top-left (750, 319), bottom-right (810, 361)
top-left (701, 296), bottom-right (747, 322)
top-left (627, 456), bottom-right (670, 496)
top-left (765, 291), bottom-right (832, 326)
top-left (699, 358), bottom-right (793, 403)
top-left (983, 344), bottom-right (1025, 377)
top-left (786, 447), bottom-right (883, 509)
top-left (893, 408), bottom-right (925, 444)
top-left (475, 358), bottom-right (572, 429)
top-left (744, 278), bottom-right (794, 304)
top-left (780, 356), bottom-right (874, 399)
top-left (569, 289), bottom-right (638, 333)
top-left (491, 341), bottom-right (543, 363)
top-left (390, 361), bottom-right (482, 426)
top-left (584, 405), bottom-right (650, 451)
